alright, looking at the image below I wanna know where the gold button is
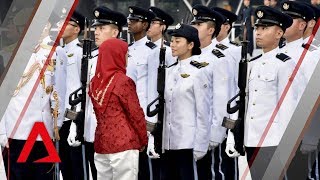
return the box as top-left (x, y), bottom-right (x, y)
top-left (255, 89), bottom-right (257, 92)
top-left (258, 75), bottom-right (261, 78)
top-left (262, 62), bottom-right (266, 65)
top-left (253, 103), bottom-right (256, 105)
top-left (251, 117), bottom-right (253, 119)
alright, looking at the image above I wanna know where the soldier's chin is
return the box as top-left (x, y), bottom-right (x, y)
top-left (256, 42), bottom-right (263, 48)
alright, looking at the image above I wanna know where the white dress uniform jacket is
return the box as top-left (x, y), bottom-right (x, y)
top-left (244, 47), bottom-right (299, 147)
top-left (126, 36), bottom-right (157, 115)
top-left (197, 42), bottom-right (234, 144)
top-left (0, 36), bottom-right (66, 140)
top-left (212, 37), bottom-right (241, 81)
top-left (147, 39), bottom-right (176, 123)
top-left (63, 38), bottom-right (82, 119)
top-left (84, 49), bottom-right (98, 142)
top-left (163, 56), bottom-right (211, 153)
top-left (280, 38), bottom-right (315, 96)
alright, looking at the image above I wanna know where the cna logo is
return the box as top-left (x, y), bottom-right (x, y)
top-left (17, 122), bottom-right (60, 163)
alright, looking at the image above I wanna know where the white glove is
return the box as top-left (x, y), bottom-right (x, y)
top-left (300, 143), bottom-right (318, 154)
top-left (67, 122), bottom-right (81, 147)
top-left (225, 130), bottom-right (240, 158)
top-left (193, 150), bottom-right (206, 161)
top-left (209, 141), bottom-right (220, 150)
top-left (146, 134), bottom-right (160, 159)
top-left (0, 134), bottom-right (9, 148)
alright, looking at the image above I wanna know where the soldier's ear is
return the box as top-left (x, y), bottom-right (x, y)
top-left (74, 26), bottom-right (80, 34)
top-left (308, 20), bottom-right (316, 28)
top-left (112, 28), bottom-right (120, 38)
top-left (275, 27), bottom-right (284, 40)
top-left (187, 41), bottom-right (194, 50)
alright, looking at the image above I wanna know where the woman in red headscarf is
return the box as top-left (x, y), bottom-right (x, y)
top-left (89, 38), bottom-right (147, 180)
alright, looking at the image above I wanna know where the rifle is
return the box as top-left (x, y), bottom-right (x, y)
top-left (146, 33), bottom-right (166, 155)
top-left (222, 21), bottom-right (249, 156)
top-left (64, 18), bottom-right (92, 180)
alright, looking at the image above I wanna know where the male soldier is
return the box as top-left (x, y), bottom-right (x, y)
top-left (211, 6), bottom-right (241, 179)
top-left (213, 7), bottom-right (241, 82)
top-left (126, 6), bottom-right (156, 180)
top-left (66, 6), bottom-right (127, 180)
top-left (303, 3), bottom-right (320, 43)
top-left (190, 5), bottom-right (234, 180)
top-left (145, 6), bottom-right (175, 180)
top-left (0, 14), bottom-right (67, 179)
top-left (280, 1), bottom-right (316, 88)
top-left (57, 10), bottom-right (86, 180)
top-left (225, 6), bottom-right (300, 179)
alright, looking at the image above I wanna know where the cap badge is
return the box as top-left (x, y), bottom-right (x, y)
top-left (175, 23), bottom-right (181, 29)
top-left (129, 8), bottom-right (133, 13)
top-left (94, 10), bottom-right (99, 17)
top-left (283, 3), bottom-right (289, 10)
top-left (192, 9), bottom-right (198, 16)
top-left (257, 11), bottom-right (263, 18)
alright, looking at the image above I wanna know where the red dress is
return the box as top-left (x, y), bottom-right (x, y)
top-left (93, 74), bottom-right (147, 154)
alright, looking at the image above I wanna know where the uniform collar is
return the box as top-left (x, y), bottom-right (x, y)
top-left (285, 38), bottom-right (304, 50)
top-left (154, 38), bottom-right (162, 47)
top-left (211, 38), bottom-right (218, 46)
top-left (303, 36), bottom-right (311, 44)
top-left (261, 47), bottom-right (279, 60)
top-left (201, 42), bottom-right (215, 55)
top-left (218, 37), bottom-right (229, 45)
top-left (64, 38), bottom-right (80, 52)
top-left (178, 56), bottom-right (193, 66)
top-left (133, 36), bottom-right (148, 46)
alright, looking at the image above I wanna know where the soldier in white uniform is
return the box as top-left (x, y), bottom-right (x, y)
top-left (225, 6), bottom-right (299, 179)
top-left (281, 2), bottom-right (320, 179)
top-left (126, 6), bottom-right (156, 180)
top-left (161, 23), bottom-right (210, 180)
top-left (145, 6), bottom-right (175, 180)
top-left (56, 10), bottom-right (86, 180)
top-left (280, 1), bottom-right (316, 86)
top-left (0, 19), bottom-right (67, 179)
top-left (300, 3), bottom-right (320, 180)
top-left (211, 7), bottom-right (242, 180)
top-left (190, 5), bottom-right (234, 180)
top-left (213, 7), bottom-right (241, 88)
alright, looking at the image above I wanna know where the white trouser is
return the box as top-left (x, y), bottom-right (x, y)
top-left (94, 149), bottom-right (139, 180)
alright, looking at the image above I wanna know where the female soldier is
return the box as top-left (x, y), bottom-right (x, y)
top-left (162, 23), bottom-right (211, 180)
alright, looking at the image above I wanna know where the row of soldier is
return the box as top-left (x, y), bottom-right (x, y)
top-left (0, 1), bottom-right (320, 180)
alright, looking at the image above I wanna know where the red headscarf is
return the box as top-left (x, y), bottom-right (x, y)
top-left (89, 38), bottom-right (128, 113)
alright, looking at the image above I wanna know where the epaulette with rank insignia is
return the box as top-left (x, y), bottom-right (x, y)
top-left (302, 43), bottom-right (317, 52)
top-left (215, 43), bottom-right (229, 50)
top-left (249, 54), bottom-right (262, 62)
top-left (276, 53), bottom-right (291, 62)
top-left (230, 41), bottom-right (240, 46)
top-left (146, 41), bottom-right (157, 49)
top-left (190, 60), bottom-right (209, 69)
top-left (212, 49), bottom-right (225, 58)
top-left (77, 43), bottom-right (83, 48)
